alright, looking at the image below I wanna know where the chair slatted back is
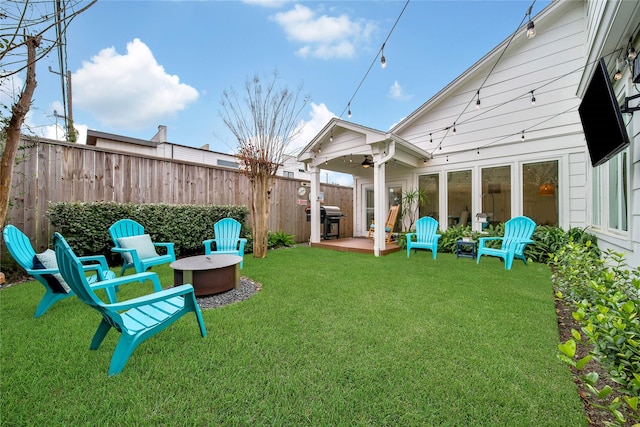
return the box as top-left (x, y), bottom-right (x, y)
top-left (3, 225), bottom-right (37, 270)
top-left (214, 218), bottom-right (242, 251)
top-left (415, 216), bottom-right (439, 243)
top-left (502, 216), bottom-right (536, 254)
top-left (53, 233), bottom-right (124, 328)
top-left (109, 219), bottom-right (146, 245)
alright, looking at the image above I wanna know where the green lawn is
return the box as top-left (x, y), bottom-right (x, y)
top-left (1, 246), bottom-right (587, 426)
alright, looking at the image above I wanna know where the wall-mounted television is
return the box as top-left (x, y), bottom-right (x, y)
top-left (578, 57), bottom-right (631, 167)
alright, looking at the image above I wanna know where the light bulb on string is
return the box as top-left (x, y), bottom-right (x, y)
top-left (476, 90), bottom-right (481, 109)
top-left (628, 37), bottom-right (637, 60)
top-left (530, 90), bottom-right (536, 106)
top-left (347, 102), bottom-right (352, 119)
top-left (380, 43), bottom-right (387, 69)
top-left (452, 122), bottom-right (457, 135)
top-left (526, 5), bottom-right (535, 39)
top-left (430, 133), bottom-right (433, 144)
top-left (521, 130), bottom-right (525, 141)
top-left (526, 20), bottom-right (536, 39)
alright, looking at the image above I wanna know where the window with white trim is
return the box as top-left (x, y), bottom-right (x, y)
top-left (608, 150), bottom-right (628, 232)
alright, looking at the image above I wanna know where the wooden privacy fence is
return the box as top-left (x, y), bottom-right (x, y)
top-left (5, 138), bottom-right (353, 252)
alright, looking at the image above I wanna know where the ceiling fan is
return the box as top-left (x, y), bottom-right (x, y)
top-left (361, 155), bottom-right (374, 168)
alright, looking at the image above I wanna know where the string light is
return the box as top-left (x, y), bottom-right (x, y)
top-left (452, 122), bottom-right (457, 135)
top-left (476, 90), bottom-right (481, 109)
top-left (530, 90), bottom-right (536, 105)
top-left (430, 133), bottom-right (433, 144)
top-left (526, 5), bottom-right (535, 39)
top-left (338, 0), bottom-right (409, 121)
top-left (615, 59), bottom-right (623, 80)
top-left (477, 147), bottom-right (480, 155)
top-left (348, 102), bottom-right (352, 119)
top-left (521, 130), bottom-right (525, 141)
top-left (329, 131), bottom-right (333, 142)
top-left (628, 37), bottom-right (637, 60)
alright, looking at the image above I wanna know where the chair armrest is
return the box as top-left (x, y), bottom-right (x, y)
top-left (78, 255), bottom-right (110, 270)
top-left (25, 267), bottom-right (58, 276)
top-left (153, 242), bottom-right (176, 257)
top-left (111, 247), bottom-right (143, 265)
top-left (203, 239), bottom-right (215, 253)
top-left (477, 236), bottom-right (503, 249)
top-left (78, 255), bottom-right (112, 277)
top-left (106, 284), bottom-right (195, 311)
top-left (238, 238), bottom-right (247, 254)
top-left (89, 271), bottom-right (162, 293)
top-left (405, 233), bottom-right (416, 242)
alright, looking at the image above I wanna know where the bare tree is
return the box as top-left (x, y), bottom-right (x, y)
top-left (0, 0), bottom-right (96, 228)
top-left (220, 71), bottom-right (309, 258)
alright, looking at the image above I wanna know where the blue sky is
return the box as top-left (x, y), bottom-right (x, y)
top-left (8, 0), bottom-right (551, 158)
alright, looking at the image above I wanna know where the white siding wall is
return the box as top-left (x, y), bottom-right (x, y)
top-left (392, 1), bottom-right (586, 231)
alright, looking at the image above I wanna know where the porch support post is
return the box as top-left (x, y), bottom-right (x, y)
top-left (309, 165), bottom-right (321, 243)
top-left (373, 161), bottom-right (386, 256)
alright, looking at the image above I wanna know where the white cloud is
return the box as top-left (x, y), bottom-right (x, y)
top-left (72, 38), bottom-right (199, 130)
top-left (271, 4), bottom-right (377, 59)
top-left (388, 80), bottom-right (413, 101)
top-left (288, 102), bottom-right (335, 155)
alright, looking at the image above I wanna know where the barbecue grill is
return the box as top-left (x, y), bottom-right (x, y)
top-left (305, 205), bottom-right (345, 240)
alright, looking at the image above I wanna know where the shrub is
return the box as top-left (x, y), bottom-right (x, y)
top-left (555, 242), bottom-right (640, 425)
top-left (47, 201), bottom-right (249, 260)
top-left (268, 230), bottom-right (296, 249)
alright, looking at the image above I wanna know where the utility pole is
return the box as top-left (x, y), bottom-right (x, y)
top-left (48, 65), bottom-right (75, 141)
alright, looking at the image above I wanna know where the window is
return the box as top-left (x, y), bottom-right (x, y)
top-left (592, 167), bottom-right (601, 227)
top-left (366, 188), bottom-right (374, 230)
top-left (608, 150), bottom-right (628, 231)
top-left (447, 170), bottom-right (471, 227)
top-left (217, 159), bottom-right (238, 168)
top-left (418, 174), bottom-right (439, 222)
top-left (283, 171), bottom-right (294, 178)
top-left (591, 149), bottom-right (628, 232)
top-left (481, 166), bottom-right (511, 225)
top-left (388, 186), bottom-right (403, 231)
top-left (522, 161), bottom-right (558, 226)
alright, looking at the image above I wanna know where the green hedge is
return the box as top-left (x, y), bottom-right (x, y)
top-left (47, 202), bottom-right (249, 260)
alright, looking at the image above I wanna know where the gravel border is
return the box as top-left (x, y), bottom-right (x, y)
top-left (196, 276), bottom-right (261, 309)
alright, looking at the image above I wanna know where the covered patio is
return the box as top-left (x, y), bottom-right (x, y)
top-left (310, 237), bottom-right (401, 256)
top-left (298, 118), bottom-right (430, 257)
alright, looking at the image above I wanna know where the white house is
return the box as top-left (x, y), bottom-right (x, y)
top-left (298, 0), bottom-right (640, 264)
top-left (87, 126), bottom-right (312, 179)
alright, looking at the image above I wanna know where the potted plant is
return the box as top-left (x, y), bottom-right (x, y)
top-left (400, 188), bottom-right (430, 232)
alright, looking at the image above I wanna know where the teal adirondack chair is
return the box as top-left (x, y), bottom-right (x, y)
top-left (53, 232), bottom-right (206, 376)
top-left (406, 216), bottom-right (441, 259)
top-left (476, 216), bottom-right (536, 270)
top-left (203, 218), bottom-right (247, 268)
top-left (109, 219), bottom-right (176, 276)
top-left (3, 224), bottom-right (118, 318)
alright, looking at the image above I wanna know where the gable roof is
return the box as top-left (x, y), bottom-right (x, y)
top-left (390, 0), bottom-right (561, 135)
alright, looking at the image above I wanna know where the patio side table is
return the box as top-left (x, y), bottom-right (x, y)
top-left (455, 239), bottom-right (477, 259)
